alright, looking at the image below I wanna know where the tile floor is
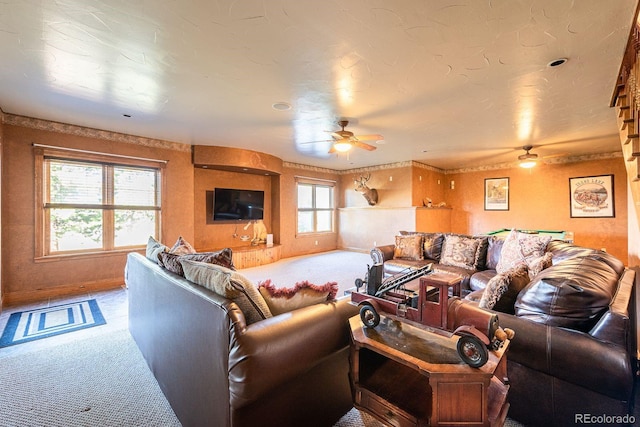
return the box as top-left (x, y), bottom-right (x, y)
top-left (0, 286), bottom-right (128, 358)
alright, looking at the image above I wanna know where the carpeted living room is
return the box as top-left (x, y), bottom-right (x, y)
top-left (2, 1), bottom-right (640, 427)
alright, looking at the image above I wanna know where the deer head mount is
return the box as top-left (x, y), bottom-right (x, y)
top-left (354, 173), bottom-right (378, 206)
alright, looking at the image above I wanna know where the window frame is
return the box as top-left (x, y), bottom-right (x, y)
top-left (34, 146), bottom-right (164, 260)
top-left (295, 177), bottom-right (336, 235)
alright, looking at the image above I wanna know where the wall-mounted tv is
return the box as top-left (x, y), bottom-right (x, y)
top-left (212, 188), bottom-right (264, 221)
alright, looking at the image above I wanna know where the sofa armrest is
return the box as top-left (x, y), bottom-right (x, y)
top-left (499, 314), bottom-right (634, 401)
top-left (228, 298), bottom-right (358, 408)
top-left (371, 244), bottom-right (395, 264)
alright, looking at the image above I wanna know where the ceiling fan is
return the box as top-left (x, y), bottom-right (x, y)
top-left (304, 120), bottom-right (383, 154)
top-left (518, 145), bottom-right (539, 168)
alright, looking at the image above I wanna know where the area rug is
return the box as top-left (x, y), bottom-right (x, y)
top-left (0, 299), bottom-right (105, 348)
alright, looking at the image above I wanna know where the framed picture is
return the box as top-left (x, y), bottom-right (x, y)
top-left (484, 177), bottom-right (509, 211)
top-left (569, 174), bottom-right (615, 218)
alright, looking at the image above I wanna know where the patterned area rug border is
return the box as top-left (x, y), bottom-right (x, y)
top-left (0, 299), bottom-right (105, 348)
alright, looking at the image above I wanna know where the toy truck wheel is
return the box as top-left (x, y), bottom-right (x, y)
top-left (456, 334), bottom-right (489, 368)
top-left (359, 304), bottom-right (380, 328)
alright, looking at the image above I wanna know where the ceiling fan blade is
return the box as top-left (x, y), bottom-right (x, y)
top-left (354, 141), bottom-right (377, 151)
top-left (354, 134), bottom-right (384, 141)
top-left (328, 145), bottom-right (337, 154)
top-left (299, 139), bottom-right (334, 145)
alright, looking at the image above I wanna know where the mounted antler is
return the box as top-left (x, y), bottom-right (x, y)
top-left (354, 173), bottom-right (378, 206)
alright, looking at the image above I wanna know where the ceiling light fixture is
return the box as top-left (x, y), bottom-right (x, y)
top-left (333, 139), bottom-right (353, 152)
top-left (518, 145), bottom-right (538, 168)
top-left (271, 102), bottom-right (292, 111)
top-left (547, 58), bottom-right (568, 68)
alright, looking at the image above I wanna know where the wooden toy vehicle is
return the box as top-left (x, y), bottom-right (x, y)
top-left (351, 263), bottom-right (514, 368)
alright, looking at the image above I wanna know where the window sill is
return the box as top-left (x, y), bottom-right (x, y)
top-left (34, 248), bottom-right (144, 263)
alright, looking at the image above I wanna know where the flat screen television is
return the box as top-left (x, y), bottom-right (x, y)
top-left (212, 188), bottom-right (264, 221)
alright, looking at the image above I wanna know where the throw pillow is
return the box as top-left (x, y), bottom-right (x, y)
top-left (393, 235), bottom-right (424, 260)
top-left (423, 233), bottom-right (445, 261)
top-left (496, 229), bottom-right (552, 274)
top-left (146, 236), bottom-right (168, 262)
top-left (478, 264), bottom-right (528, 311)
top-left (527, 251), bottom-right (553, 280)
top-left (440, 234), bottom-right (480, 269)
top-left (257, 280), bottom-right (339, 315)
top-left (180, 259), bottom-right (272, 325)
top-left (158, 248), bottom-right (235, 276)
top-left (169, 236), bottom-right (196, 255)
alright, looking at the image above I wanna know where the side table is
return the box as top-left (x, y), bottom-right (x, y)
top-left (349, 315), bottom-right (510, 427)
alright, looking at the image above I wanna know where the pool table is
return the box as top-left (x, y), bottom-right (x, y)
top-left (484, 228), bottom-right (574, 243)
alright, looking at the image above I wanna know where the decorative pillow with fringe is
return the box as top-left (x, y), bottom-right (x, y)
top-left (393, 234), bottom-right (424, 260)
top-left (479, 264), bottom-right (529, 311)
top-left (257, 280), bottom-right (339, 315)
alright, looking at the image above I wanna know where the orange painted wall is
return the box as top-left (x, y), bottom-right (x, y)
top-left (445, 157), bottom-right (628, 263)
top-left (2, 123), bottom-right (194, 303)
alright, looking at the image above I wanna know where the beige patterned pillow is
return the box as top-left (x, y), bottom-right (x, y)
top-left (169, 236), bottom-right (196, 255)
top-left (180, 259), bottom-right (272, 324)
top-left (440, 234), bottom-right (480, 269)
top-left (393, 235), bottom-right (424, 260)
top-left (496, 229), bottom-right (552, 274)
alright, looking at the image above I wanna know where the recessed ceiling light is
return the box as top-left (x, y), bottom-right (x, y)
top-left (272, 102), bottom-right (292, 111)
top-left (547, 58), bottom-right (568, 68)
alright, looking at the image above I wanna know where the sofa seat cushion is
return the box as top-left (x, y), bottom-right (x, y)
top-left (469, 269), bottom-right (497, 292)
top-left (515, 255), bottom-right (620, 331)
top-left (383, 259), bottom-right (434, 276)
top-left (431, 264), bottom-right (475, 294)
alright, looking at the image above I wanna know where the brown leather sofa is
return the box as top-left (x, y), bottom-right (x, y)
top-left (371, 233), bottom-right (637, 426)
top-left (125, 252), bottom-right (358, 427)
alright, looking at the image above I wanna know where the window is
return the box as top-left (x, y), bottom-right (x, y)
top-left (36, 147), bottom-right (162, 257)
top-left (296, 180), bottom-right (334, 234)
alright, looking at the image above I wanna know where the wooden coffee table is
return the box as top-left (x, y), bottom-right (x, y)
top-left (349, 314), bottom-right (510, 427)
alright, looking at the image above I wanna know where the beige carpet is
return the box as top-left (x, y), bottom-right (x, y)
top-left (240, 249), bottom-right (372, 296)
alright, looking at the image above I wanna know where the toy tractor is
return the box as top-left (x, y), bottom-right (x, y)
top-left (351, 263), bottom-right (514, 368)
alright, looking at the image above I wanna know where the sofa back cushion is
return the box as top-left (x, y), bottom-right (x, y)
top-left (484, 236), bottom-right (504, 270)
top-left (181, 259), bottom-right (272, 324)
top-left (514, 255), bottom-right (620, 331)
top-left (547, 240), bottom-right (625, 276)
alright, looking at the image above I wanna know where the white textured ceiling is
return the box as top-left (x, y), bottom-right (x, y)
top-left (0, 0), bottom-right (637, 170)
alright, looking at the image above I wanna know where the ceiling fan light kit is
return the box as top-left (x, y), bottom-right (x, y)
top-left (333, 140), bottom-right (353, 152)
top-left (518, 145), bottom-right (539, 168)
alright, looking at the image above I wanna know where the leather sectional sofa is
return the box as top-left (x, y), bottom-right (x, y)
top-left (371, 231), bottom-right (637, 426)
top-left (125, 251), bottom-right (358, 427)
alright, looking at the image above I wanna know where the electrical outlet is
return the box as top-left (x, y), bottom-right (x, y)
top-left (315, 240), bottom-right (318, 245)
top-left (373, 241), bottom-right (377, 246)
